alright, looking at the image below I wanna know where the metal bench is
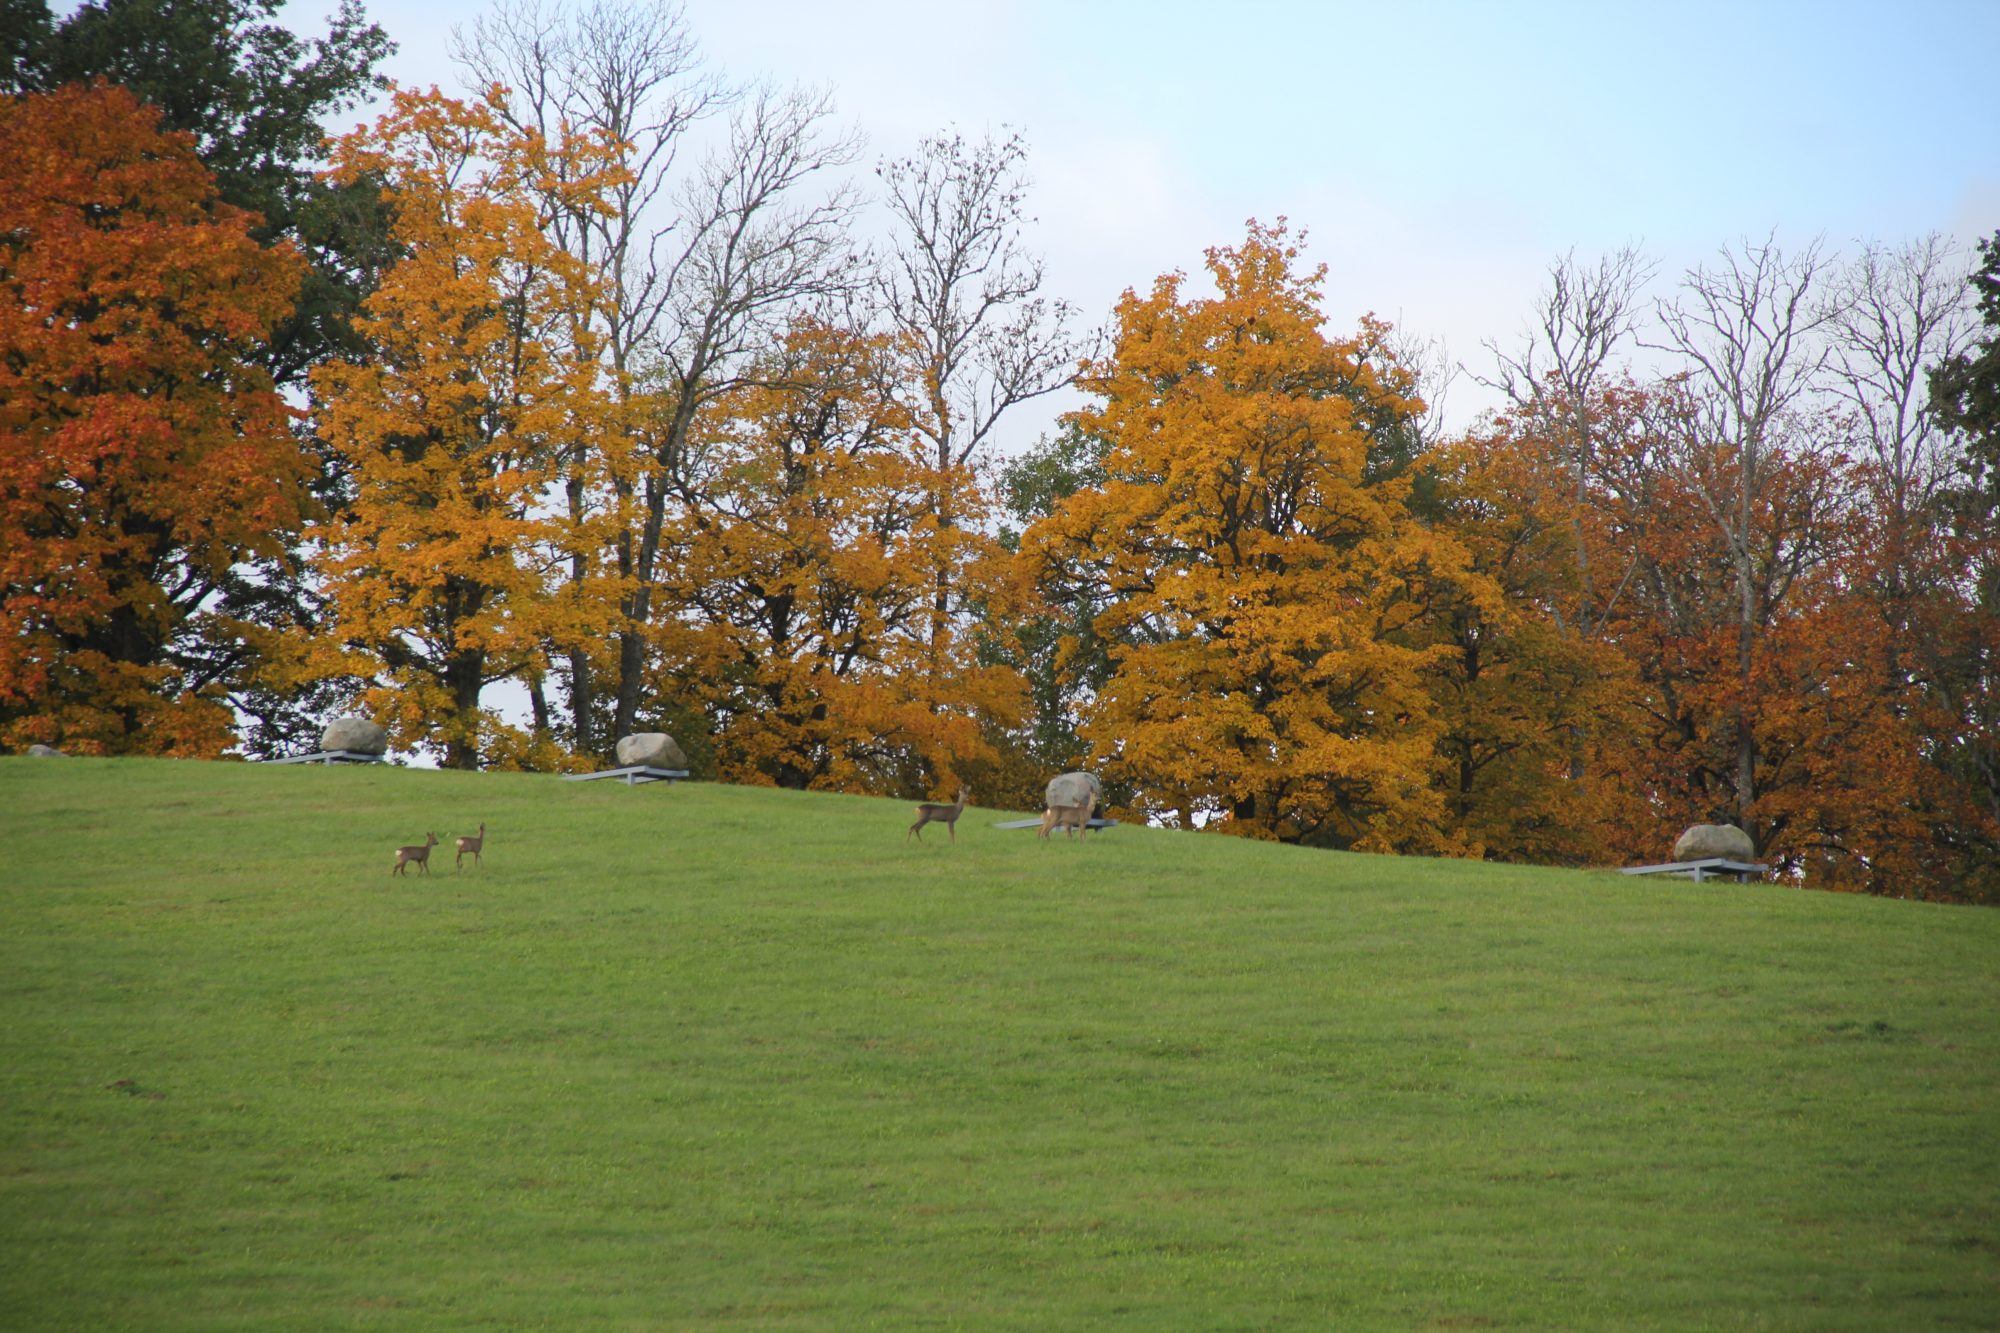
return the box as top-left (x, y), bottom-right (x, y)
top-left (260, 750), bottom-right (389, 765)
top-left (562, 766), bottom-right (690, 786)
top-left (1620, 858), bottom-right (1768, 883)
top-left (992, 817), bottom-right (1121, 831)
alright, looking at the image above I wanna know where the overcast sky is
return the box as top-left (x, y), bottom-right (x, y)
top-left (337, 0), bottom-right (2000, 433)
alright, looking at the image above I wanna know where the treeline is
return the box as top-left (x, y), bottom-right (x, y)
top-left (2, 2), bottom-right (1995, 901)
top-left (1011, 228), bottom-right (1999, 902)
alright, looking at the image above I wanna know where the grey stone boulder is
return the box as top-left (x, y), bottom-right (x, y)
top-left (1673, 823), bottom-right (1755, 862)
top-left (615, 733), bottom-right (687, 770)
top-left (1045, 771), bottom-right (1102, 814)
top-left (26, 743), bottom-right (65, 757)
top-left (320, 717), bottom-right (388, 756)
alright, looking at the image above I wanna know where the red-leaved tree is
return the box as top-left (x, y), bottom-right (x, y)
top-left (0, 82), bottom-right (307, 755)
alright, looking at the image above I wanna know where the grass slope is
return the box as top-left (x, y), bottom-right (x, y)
top-left (2, 757), bottom-right (1997, 1329)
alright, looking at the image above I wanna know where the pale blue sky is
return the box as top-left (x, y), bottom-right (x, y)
top-left (351, 0), bottom-right (1995, 422)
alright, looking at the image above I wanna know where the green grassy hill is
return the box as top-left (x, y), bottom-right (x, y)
top-left (3, 757), bottom-right (1996, 1329)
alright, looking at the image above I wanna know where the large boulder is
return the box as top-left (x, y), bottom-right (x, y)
top-left (1673, 823), bottom-right (1755, 862)
top-left (616, 732), bottom-right (687, 770)
top-left (320, 717), bottom-right (388, 755)
top-left (26, 743), bottom-right (65, 757)
top-left (1045, 771), bottom-right (1102, 814)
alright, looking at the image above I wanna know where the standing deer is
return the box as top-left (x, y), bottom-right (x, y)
top-left (1038, 803), bottom-right (1092, 841)
top-left (906, 790), bottom-right (970, 843)
top-left (455, 822), bottom-right (485, 871)
top-left (393, 832), bottom-right (439, 876)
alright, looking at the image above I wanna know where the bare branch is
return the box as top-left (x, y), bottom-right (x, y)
top-left (1480, 244), bottom-right (1655, 417)
top-left (877, 129), bottom-right (1085, 470)
top-left (452, 0), bottom-right (731, 363)
top-left (1642, 232), bottom-right (1842, 831)
top-left (1646, 232), bottom-right (1838, 476)
top-left (1827, 233), bottom-right (1977, 509)
top-left (1381, 325), bottom-right (1457, 453)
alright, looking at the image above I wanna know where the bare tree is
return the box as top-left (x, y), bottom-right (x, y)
top-left (1646, 234), bottom-right (1841, 835)
top-left (1481, 245), bottom-right (1656, 640)
top-left (454, 0), bottom-right (727, 753)
top-left (1832, 236), bottom-right (1992, 868)
top-left (875, 130), bottom-right (1084, 676)
top-left (1828, 233), bottom-right (1976, 559)
top-left (877, 130), bottom-right (1082, 475)
top-left (453, 5), bottom-right (860, 749)
top-left (1381, 325), bottom-right (1457, 454)
top-left (1829, 233), bottom-right (1978, 709)
top-left (617, 84), bottom-right (863, 739)
top-left (1487, 246), bottom-right (1655, 413)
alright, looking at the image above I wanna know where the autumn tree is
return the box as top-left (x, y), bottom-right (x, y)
top-left (5, 0), bottom-right (398, 756)
top-left (1421, 392), bottom-right (1653, 864)
top-left (1450, 235), bottom-right (1994, 896)
top-left (1617, 420), bottom-right (1928, 888)
top-left (6, 0), bottom-right (393, 383)
top-left (1920, 230), bottom-right (2000, 898)
top-left (992, 421), bottom-right (1117, 787)
top-left (874, 131), bottom-right (1083, 786)
top-left (307, 87), bottom-right (624, 770)
top-left (1643, 235), bottom-right (1843, 844)
top-left (1024, 222), bottom-right (1481, 847)
top-left (451, 0), bottom-right (732, 755)
top-left (650, 314), bottom-right (1025, 792)
top-left (0, 83), bottom-right (308, 754)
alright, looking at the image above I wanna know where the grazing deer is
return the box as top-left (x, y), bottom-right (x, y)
top-left (907, 789), bottom-right (970, 843)
top-left (1038, 803), bottom-right (1092, 841)
top-left (392, 832), bottom-right (439, 876)
top-left (455, 822), bottom-right (485, 871)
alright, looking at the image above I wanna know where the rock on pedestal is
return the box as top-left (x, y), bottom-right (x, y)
top-left (320, 717), bottom-right (388, 756)
top-left (1673, 823), bottom-right (1755, 862)
top-left (1045, 771), bottom-right (1102, 814)
top-left (615, 733), bottom-right (687, 769)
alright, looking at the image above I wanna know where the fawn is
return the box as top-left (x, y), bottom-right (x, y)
top-left (455, 822), bottom-right (485, 871)
top-left (907, 789), bottom-right (970, 843)
top-left (1038, 803), bottom-right (1092, 841)
top-left (392, 832), bottom-right (439, 876)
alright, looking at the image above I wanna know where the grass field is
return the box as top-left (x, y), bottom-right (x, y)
top-left (2, 756), bottom-right (1997, 1329)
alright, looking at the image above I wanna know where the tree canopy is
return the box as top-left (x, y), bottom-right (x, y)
top-left (0, 83), bottom-right (308, 755)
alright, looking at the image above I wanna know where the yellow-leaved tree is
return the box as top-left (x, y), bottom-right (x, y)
top-left (1023, 222), bottom-right (1486, 849)
top-left (306, 87), bottom-right (627, 769)
top-left (654, 315), bottom-right (1026, 793)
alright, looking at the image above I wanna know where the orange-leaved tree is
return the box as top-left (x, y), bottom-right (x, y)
top-left (1023, 222), bottom-right (1485, 848)
top-left (1421, 391), bottom-right (1652, 864)
top-left (1560, 386), bottom-right (1934, 888)
top-left (654, 315), bottom-right (1026, 793)
top-left (0, 82), bottom-right (307, 756)
top-left (307, 86), bottom-right (627, 770)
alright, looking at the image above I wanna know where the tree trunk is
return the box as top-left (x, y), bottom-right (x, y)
top-left (1735, 545), bottom-right (1756, 836)
top-left (564, 470), bottom-right (595, 755)
top-left (444, 649), bottom-right (485, 771)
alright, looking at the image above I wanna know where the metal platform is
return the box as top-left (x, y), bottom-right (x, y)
top-left (1620, 857), bottom-right (1768, 883)
top-left (562, 765), bottom-right (690, 786)
top-left (261, 750), bottom-right (389, 765)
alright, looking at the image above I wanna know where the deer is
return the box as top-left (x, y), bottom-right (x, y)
top-left (1038, 802), bottom-right (1093, 841)
top-left (906, 789), bottom-right (970, 843)
top-left (454, 822), bottom-right (486, 872)
top-left (392, 832), bottom-right (439, 876)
